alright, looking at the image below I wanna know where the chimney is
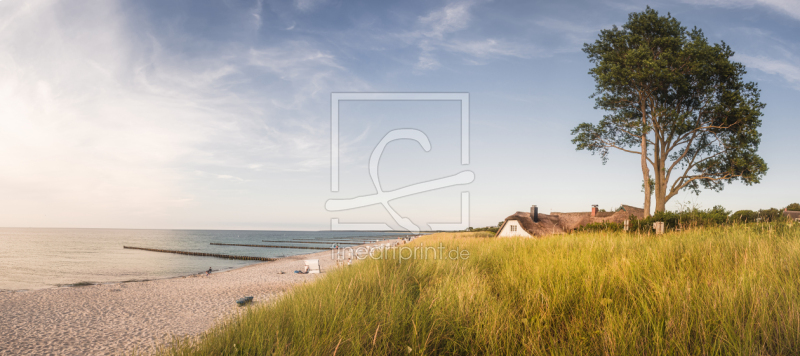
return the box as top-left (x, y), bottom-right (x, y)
top-left (531, 205), bottom-right (539, 222)
top-left (591, 204), bottom-right (598, 217)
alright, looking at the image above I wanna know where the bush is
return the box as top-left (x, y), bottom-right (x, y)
top-left (578, 205), bottom-right (789, 234)
top-left (613, 208), bottom-right (730, 233)
top-left (576, 222), bottom-right (623, 232)
top-left (758, 208), bottom-right (784, 222)
top-left (731, 210), bottom-right (758, 222)
top-left (469, 226), bottom-right (499, 234)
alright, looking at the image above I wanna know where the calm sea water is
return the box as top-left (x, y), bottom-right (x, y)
top-left (0, 228), bottom-right (405, 291)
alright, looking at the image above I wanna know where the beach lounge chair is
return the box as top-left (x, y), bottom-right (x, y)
top-left (304, 259), bottom-right (321, 274)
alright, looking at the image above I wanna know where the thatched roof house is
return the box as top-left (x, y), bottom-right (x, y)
top-left (784, 209), bottom-right (800, 222)
top-left (496, 204), bottom-right (645, 238)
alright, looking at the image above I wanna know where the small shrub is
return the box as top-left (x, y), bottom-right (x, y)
top-left (468, 226), bottom-right (499, 234)
top-left (731, 210), bottom-right (758, 222)
top-left (576, 222), bottom-right (623, 232)
top-left (758, 208), bottom-right (784, 222)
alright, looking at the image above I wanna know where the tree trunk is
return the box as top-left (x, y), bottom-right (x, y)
top-left (655, 178), bottom-right (667, 213)
top-left (654, 156), bottom-right (667, 213)
top-left (641, 134), bottom-right (651, 218)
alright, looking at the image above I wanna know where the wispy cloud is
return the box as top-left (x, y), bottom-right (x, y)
top-left (402, 1), bottom-right (531, 70)
top-left (736, 54), bottom-right (800, 86)
top-left (682, 0), bottom-right (800, 21)
top-left (250, 0), bottom-right (264, 30)
top-left (417, 1), bottom-right (473, 39)
top-left (441, 39), bottom-right (528, 58)
top-left (294, 0), bottom-right (327, 12)
top-left (0, 0), bottom-right (366, 226)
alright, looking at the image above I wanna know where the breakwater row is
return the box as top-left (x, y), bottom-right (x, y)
top-left (260, 240), bottom-right (363, 245)
top-left (210, 243), bottom-right (328, 250)
top-left (123, 246), bottom-right (278, 261)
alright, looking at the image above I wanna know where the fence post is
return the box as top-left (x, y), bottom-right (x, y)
top-left (653, 222), bottom-right (665, 235)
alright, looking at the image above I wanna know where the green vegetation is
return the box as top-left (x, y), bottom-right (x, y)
top-left (572, 7), bottom-right (768, 216)
top-left (731, 210), bottom-right (758, 222)
top-left (786, 203), bottom-right (800, 211)
top-left (160, 224), bottom-right (800, 355)
top-left (576, 221), bottom-right (624, 232)
top-left (625, 207), bottom-right (732, 233)
top-left (466, 226), bottom-right (499, 234)
top-left (580, 206), bottom-right (793, 233)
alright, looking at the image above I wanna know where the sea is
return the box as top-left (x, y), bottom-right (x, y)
top-left (0, 228), bottom-right (407, 291)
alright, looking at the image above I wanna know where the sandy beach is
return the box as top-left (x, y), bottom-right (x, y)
top-left (0, 243), bottom-right (377, 356)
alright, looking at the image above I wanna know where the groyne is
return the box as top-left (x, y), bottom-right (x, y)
top-left (261, 240), bottom-right (363, 245)
top-left (210, 243), bottom-right (328, 250)
top-left (123, 246), bottom-right (278, 261)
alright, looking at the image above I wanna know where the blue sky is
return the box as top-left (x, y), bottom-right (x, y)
top-left (0, 0), bottom-right (798, 230)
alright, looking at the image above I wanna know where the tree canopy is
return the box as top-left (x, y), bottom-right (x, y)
top-left (572, 7), bottom-right (767, 217)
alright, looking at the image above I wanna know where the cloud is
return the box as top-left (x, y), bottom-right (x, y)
top-left (682, 0), bottom-right (800, 21)
top-left (0, 0), bottom-right (367, 227)
top-left (294, 0), bottom-right (327, 12)
top-left (403, 1), bottom-right (531, 70)
top-left (250, 0), bottom-right (263, 30)
top-left (736, 54), bottom-right (800, 85)
top-left (441, 39), bottom-right (528, 58)
top-left (216, 174), bottom-right (245, 181)
top-left (418, 1), bottom-right (472, 39)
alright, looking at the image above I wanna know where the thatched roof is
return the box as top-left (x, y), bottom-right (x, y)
top-left (552, 212), bottom-right (591, 231)
top-left (495, 212), bottom-right (565, 237)
top-left (498, 204), bottom-right (646, 237)
top-left (618, 205), bottom-right (645, 218)
top-left (784, 210), bottom-right (800, 221)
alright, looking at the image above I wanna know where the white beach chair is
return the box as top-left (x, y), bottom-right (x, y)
top-left (304, 259), bottom-right (321, 274)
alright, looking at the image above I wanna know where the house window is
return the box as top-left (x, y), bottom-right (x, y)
top-left (510, 225), bottom-right (517, 232)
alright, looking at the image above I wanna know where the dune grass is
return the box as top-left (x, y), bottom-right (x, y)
top-left (159, 224), bottom-right (800, 355)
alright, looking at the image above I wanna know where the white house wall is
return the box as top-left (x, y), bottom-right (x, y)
top-left (497, 220), bottom-right (532, 238)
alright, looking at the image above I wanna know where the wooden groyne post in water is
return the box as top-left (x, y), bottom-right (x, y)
top-left (123, 246), bottom-right (278, 261)
top-left (211, 243), bottom-right (328, 250)
top-left (261, 240), bottom-right (364, 245)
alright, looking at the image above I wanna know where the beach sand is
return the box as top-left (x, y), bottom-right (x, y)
top-left (0, 242), bottom-right (385, 355)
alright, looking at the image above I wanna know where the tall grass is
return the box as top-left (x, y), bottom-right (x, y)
top-left (160, 224), bottom-right (800, 355)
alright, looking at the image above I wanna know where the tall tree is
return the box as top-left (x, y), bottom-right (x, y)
top-left (572, 7), bottom-right (767, 217)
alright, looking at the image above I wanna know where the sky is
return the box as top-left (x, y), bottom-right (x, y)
top-left (0, 0), bottom-right (798, 230)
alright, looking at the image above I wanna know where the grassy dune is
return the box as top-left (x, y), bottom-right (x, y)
top-left (160, 224), bottom-right (800, 355)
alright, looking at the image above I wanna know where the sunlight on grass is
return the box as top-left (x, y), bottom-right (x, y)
top-left (158, 223), bottom-right (800, 355)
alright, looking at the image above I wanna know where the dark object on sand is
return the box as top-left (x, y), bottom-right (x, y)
top-left (236, 296), bottom-right (254, 306)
